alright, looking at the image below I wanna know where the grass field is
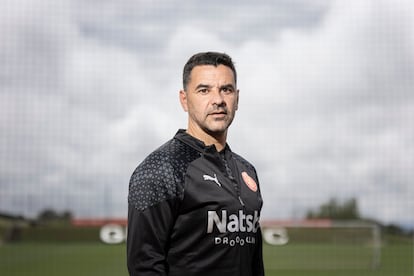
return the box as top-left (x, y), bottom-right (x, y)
top-left (0, 240), bottom-right (412, 276)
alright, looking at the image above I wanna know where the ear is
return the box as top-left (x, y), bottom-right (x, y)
top-left (179, 90), bottom-right (188, 112)
top-left (235, 89), bottom-right (239, 111)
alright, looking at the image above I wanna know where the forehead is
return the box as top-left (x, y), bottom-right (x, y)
top-left (189, 65), bottom-right (236, 86)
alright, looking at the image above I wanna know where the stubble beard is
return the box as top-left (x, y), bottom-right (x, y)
top-left (203, 112), bottom-right (235, 137)
top-left (187, 108), bottom-right (236, 142)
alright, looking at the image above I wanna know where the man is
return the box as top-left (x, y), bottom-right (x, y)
top-left (127, 52), bottom-right (264, 276)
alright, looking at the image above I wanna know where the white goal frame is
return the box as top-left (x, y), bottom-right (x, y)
top-left (261, 219), bottom-right (381, 270)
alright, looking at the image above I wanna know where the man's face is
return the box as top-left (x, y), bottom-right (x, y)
top-left (180, 65), bottom-right (239, 137)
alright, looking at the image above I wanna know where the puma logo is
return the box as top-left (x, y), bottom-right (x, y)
top-left (203, 174), bottom-right (221, 187)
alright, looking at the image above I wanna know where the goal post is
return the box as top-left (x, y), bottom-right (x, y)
top-left (261, 219), bottom-right (381, 270)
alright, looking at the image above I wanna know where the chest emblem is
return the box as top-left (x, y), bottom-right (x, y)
top-left (242, 172), bottom-right (257, 192)
top-left (203, 173), bottom-right (221, 187)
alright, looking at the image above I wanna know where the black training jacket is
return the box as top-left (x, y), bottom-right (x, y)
top-left (127, 129), bottom-right (264, 276)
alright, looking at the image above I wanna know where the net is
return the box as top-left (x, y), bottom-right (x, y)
top-left (261, 220), bottom-right (381, 270)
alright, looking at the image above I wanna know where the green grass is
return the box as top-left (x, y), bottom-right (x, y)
top-left (0, 241), bottom-right (412, 275)
top-left (263, 243), bottom-right (375, 270)
top-left (263, 242), bottom-right (413, 276)
top-left (0, 242), bottom-right (128, 276)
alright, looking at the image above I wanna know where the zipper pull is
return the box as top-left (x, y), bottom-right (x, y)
top-left (238, 196), bottom-right (245, 206)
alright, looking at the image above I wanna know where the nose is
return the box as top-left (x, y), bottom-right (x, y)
top-left (211, 88), bottom-right (225, 107)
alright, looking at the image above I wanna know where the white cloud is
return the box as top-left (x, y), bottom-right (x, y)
top-left (227, 0), bottom-right (414, 224)
top-left (0, 0), bottom-right (413, 226)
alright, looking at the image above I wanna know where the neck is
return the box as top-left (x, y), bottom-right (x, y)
top-left (186, 126), bottom-right (227, 152)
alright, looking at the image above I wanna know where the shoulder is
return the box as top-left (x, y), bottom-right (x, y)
top-left (231, 151), bottom-right (256, 172)
top-left (139, 138), bottom-right (200, 173)
top-left (128, 138), bottom-right (200, 211)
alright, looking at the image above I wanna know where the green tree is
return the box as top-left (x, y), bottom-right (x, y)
top-left (306, 197), bottom-right (360, 220)
top-left (37, 209), bottom-right (73, 223)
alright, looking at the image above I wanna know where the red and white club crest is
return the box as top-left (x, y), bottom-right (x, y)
top-left (241, 172), bottom-right (257, 192)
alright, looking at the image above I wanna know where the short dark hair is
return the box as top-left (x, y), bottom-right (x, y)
top-left (182, 52), bottom-right (237, 90)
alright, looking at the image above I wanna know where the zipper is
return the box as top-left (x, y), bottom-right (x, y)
top-left (220, 151), bottom-right (245, 207)
top-left (238, 196), bottom-right (245, 206)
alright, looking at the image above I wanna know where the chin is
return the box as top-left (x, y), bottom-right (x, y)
top-left (203, 119), bottom-right (233, 135)
top-left (205, 125), bottom-right (229, 135)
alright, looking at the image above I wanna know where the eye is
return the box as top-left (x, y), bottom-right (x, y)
top-left (198, 88), bottom-right (209, 94)
top-left (221, 87), bottom-right (234, 94)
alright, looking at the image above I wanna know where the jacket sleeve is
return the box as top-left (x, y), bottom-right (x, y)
top-left (252, 167), bottom-right (265, 275)
top-left (252, 226), bottom-right (265, 276)
top-left (127, 199), bottom-right (178, 276)
top-left (127, 156), bottom-right (181, 276)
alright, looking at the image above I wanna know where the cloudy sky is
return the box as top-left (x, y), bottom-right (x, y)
top-left (1, 0), bottom-right (413, 227)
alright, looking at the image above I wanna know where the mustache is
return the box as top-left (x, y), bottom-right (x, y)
top-left (208, 107), bottom-right (228, 114)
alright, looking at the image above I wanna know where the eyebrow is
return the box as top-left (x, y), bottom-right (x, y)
top-left (195, 83), bottom-right (236, 90)
top-left (195, 84), bottom-right (211, 90)
top-left (220, 84), bottom-right (236, 90)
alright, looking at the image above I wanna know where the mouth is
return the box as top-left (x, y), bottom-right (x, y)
top-left (209, 109), bottom-right (227, 116)
top-left (209, 111), bottom-right (227, 118)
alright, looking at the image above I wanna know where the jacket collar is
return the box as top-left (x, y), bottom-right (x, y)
top-left (174, 129), bottom-right (231, 154)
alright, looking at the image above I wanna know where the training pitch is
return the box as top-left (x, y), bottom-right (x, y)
top-left (0, 240), bottom-right (412, 276)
